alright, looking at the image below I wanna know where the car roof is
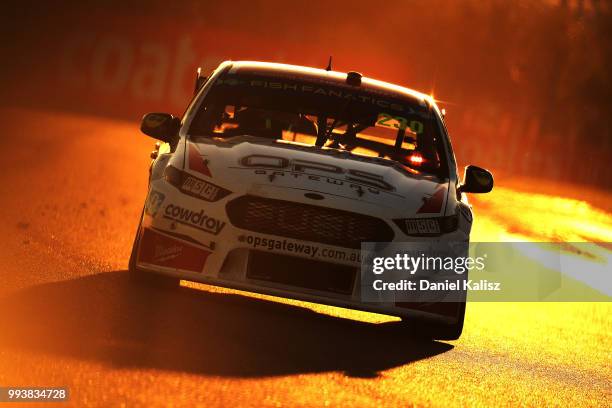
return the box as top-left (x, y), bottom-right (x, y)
top-left (220, 60), bottom-right (433, 107)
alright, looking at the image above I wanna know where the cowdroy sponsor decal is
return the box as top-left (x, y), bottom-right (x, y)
top-left (239, 154), bottom-right (394, 194)
top-left (145, 190), bottom-right (165, 216)
top-left (163, 203), bottom-right (226, 235)
top-left (239, 234), bottom-right (361, 263)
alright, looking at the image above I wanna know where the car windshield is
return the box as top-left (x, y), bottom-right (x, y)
top-left (189, 71), bottom-right (445, 174)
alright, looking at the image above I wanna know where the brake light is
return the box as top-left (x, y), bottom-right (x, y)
top-left (407, 152), bottom-right (425, 166)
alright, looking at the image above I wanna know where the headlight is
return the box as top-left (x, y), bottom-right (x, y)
top-left (164, 165), bottom-right (231, 202)
top-left (393, 213), bottom-right (459, 236)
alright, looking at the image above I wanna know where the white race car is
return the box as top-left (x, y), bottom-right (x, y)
top-left (129, 61), bottom-right (493, 340)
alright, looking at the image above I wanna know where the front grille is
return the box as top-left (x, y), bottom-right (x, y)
top-left (247, 251), bottom-right (356, 295)
top-left (226, 195), bottom-right (394, 249)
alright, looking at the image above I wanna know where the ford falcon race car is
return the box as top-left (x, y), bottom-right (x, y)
top-left (128, 61), bottom-right (494, 340)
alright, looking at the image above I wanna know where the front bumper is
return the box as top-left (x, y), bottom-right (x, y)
top-left (136, 179), bottom-right (466, 322)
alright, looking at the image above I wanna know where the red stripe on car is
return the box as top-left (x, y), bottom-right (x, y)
top-left (417, 187), bottom-right (445, 214)
top-left (188, 143), bottom-right (212, 177)
top-left (138, 228), bottom-right (210, 272)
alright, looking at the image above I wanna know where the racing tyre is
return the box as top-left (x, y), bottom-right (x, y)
top-left (128, 213), bottom-right (180, 289)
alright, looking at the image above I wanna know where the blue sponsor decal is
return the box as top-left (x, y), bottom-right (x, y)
top-left (145, 190), bottom-right (166, 216)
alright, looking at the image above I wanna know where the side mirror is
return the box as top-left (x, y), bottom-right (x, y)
top-left (140, 113), bottom-right (180, 143)
top-left (459, 165), bottom-right (493, 194)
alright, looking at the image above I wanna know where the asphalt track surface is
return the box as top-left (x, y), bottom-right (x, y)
top-left (0, 108), bottom-right (610, 407)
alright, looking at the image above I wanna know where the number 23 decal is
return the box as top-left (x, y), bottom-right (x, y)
top-left (376, 113), bottom-right (424, 134)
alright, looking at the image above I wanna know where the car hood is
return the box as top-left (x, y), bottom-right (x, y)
top-left (185, 138), bottom-right (449, 218)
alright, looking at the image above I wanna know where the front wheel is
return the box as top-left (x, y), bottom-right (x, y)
top-left (128, 213), bottom-right (180, 289)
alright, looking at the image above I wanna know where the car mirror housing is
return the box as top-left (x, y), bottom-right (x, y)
top-left (459, 165), bottom-right (493, 194)
top-left (140, 113), bottom-right (180, 143)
